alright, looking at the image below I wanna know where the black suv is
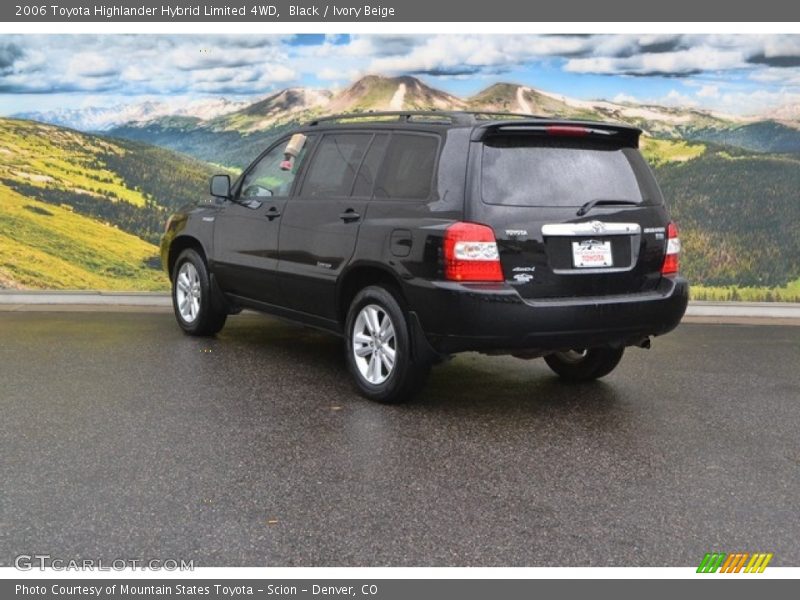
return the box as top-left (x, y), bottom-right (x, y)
top-left (161, 111), bottom-right (688, 403)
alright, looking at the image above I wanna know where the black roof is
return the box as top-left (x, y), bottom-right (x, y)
top-left (302, 111), bottom-right (642, 146)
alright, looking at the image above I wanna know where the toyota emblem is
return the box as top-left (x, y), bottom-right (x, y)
top-left (590, 220), bottom-right (605, 233)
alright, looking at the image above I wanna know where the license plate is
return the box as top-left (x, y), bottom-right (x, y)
top-left (572, 240), bottom-right (613, 268)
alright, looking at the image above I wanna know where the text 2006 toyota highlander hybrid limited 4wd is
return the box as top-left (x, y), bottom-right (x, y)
top-left (161, 111), bottom-right (688, 403)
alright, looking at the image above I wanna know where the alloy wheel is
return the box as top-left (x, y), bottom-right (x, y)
top-left (352, 304), bottom-right (397, 385)
top-left (175, 262), bottom-right (201, 323)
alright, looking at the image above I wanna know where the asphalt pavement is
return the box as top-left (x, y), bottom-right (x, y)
top-left (1, 311), bottom-right (799, 567)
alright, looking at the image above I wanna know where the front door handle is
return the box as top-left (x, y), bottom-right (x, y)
top-left (266, 207), bottom-right (281, 220)
top-left (339, 209), bottom-right (360, 223)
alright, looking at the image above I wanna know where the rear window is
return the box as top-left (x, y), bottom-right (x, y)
top-left (481, 137), bottom-right (649, 207)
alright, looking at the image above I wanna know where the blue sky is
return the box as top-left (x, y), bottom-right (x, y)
top-left (1, 34), bottom-right (799, 116)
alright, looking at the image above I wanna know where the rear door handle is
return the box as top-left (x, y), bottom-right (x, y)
top-left (266, 207), bottom-right (281, 220)
top-left (339, 209), bottom-right (360, 223)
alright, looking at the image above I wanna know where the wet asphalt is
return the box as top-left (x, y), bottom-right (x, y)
top-left (1, 311), bottom-right (798, 567)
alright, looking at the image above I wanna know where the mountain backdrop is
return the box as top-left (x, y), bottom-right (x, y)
top-left (2, 75), bottom-right (799, 298)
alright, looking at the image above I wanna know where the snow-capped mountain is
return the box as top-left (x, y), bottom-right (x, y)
top-left (766, 102), bottom-right (800, 128)
top-left (14, 97), bottom-right (251, 132)
top-left (15, 75), bottom-right (800, 155)
top-left (208, 87), bottom-right (333, 132)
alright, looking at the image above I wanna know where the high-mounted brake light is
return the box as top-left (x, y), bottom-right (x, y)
top-left (443, 222), bottom-right (503, 282)
top-left (661, 222), bottom-right (680, 275)
top-left (546, 125), bottom-right (589, 137)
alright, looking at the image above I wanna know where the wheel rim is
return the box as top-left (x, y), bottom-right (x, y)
top-left (555, 349), bottom-right (588, 364)
top-left (352, 304), bottom-right (396, 385)
top-left (175, 262), bottom-right (201, 324)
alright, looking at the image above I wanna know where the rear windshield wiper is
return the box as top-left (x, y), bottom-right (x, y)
top-left (576, 199), bottom-right (640, 217)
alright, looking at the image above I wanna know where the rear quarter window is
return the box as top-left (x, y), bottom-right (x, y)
top-left (481, 136), bottom-right (655, 207)
top-left (352, 134), bottom-right (389, 197)
top-left (374, 133), bottom-right (439, 200)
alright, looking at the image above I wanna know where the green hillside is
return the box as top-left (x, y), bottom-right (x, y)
top-left (0, 119), bottom-right (218, 244)
top-left (683, 120), bottom-right (800, 154)
top-left (640, 138), bottom-right (707, 167)
top-left (4, 115), bottom-right (800, 297)
top-left (650, 140), bottom-right (800, 287)
top-left (109, 122), bottom-right (285, 170)
top-left (0, 182), bottom-right (166, 290)
top-left (0, 118), bottom-right (220, 290)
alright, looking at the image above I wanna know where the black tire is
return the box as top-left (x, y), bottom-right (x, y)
top-left (171, 248), bottom-right (227, 336)
top-left (544, 347), bottom-right (624, 382)
top-left (344, 285), bottom-right (430, 404)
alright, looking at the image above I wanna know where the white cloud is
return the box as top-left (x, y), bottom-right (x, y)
top-left (565, 47), bottom-right (746, 76)
top-left (318, 67), bottom-right (360, 82)
top-left (2, 34), bottom-right (800, 119)
top-left (749, 66), bottom-right (800, 86)
top-left (0, 35), bottom-right (300, 97)
top-left (664, 89), bottom-right (699, 106)
top-left (66, 53), bottom-right (118, 78)
top-left (365, 35), bottom-right (592, 75)
top-left (696, 85), bottom-right (720, 98)
top-left (612, 93), bottom-right (639, 104)
top-left (758, 36), bottom-right (800, 61)
top-left (716, 89), bottom-right (800, 116)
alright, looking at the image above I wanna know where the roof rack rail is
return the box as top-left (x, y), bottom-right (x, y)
top-left (305, 110), bottom-right (547, 127)
top-left (467, 111), bottom-right (545, 121)
top-left (306, 111), bottom-right (472, 126)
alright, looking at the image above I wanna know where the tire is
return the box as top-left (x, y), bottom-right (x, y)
top-left (344, 285), bottom-right (430, 403)
top-left (171, 248), bottom-right (227, 336)
top-left (544, 347), bottom-right (624, 382)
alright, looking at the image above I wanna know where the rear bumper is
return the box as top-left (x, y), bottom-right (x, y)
top-left (407, 277), bottom-right (689, 354)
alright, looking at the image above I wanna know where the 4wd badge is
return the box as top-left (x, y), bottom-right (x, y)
top-left (511, 266), bottom-right (535, 284)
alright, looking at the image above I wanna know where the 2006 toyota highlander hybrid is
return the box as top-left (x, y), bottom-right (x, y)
top-left (161, 111), bottom-right (688, 403)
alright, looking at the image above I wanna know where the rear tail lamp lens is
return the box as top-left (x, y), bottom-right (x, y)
top-left (662, 221), bottom-right (680, 275)
top-left (443, 222), bottom-right (504, 282)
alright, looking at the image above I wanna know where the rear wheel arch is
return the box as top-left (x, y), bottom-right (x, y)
top-left (344, 284), bottom-right (431, 403)
top-left (336, 264), bottom-right (408, 327)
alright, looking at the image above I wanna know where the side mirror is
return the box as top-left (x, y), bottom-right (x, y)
top-left (210, 174), bottom-right (231, 199)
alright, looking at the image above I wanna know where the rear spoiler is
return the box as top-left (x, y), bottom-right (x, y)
top-left (470, 120), bottom-right (642, 148)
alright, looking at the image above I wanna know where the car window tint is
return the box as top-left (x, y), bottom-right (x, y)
top-left (301, 133), bottom-right (372, 197)
top-left (374, 134), bottom-right (438, 200)
top-left (481, 136), bottom-right (647, 207)
top-left (352, 134), bottom-right (389, 197)
top-left (240, 135), bottom-right (312, 199)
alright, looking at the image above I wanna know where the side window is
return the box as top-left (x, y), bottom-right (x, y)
top-left (352, 134), bottom-right (389, 197)
top-left (374, 134), bottom-right (439, 200)
top-left (300, 133), bottom-right (373, 198)
top-left (239, 134), bottom-right (312, 199)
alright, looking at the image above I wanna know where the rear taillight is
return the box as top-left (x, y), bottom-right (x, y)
top-left (661, 222), bottom-right (680, 275)
top-left (443, 222), bottom-right (503, 282)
